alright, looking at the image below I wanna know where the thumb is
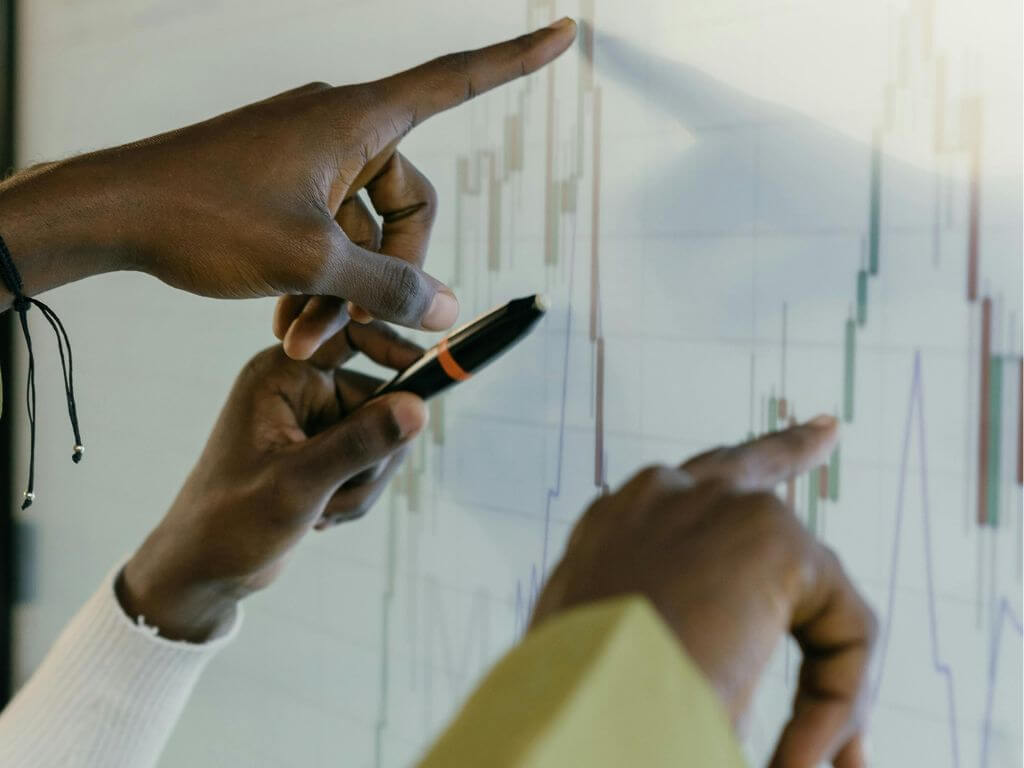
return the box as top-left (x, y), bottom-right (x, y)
top-left (288, 393), bottom-right (427, 497)
top-left (326, 226), bottom-right (458, 331)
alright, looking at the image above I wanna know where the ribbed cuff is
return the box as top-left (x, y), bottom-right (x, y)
top-left (0, 563), bottom-right (242, 768)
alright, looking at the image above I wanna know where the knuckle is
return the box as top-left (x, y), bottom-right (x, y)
top-left (334, 84), bottom-right (373, 114)
top-left (512, 32), bottom-right (537, 71)
top-left (238, 353), bottom-right (267, 384)
top-left (631, 464), bottom-right (673, 491)
top-left (352, 221), bottom-right (383, 252)
top-left (419, 175), bottom-right (439, 218)
top-left (238, 346), bottom-right (285, 385)
top-left (304, 80), bottom-right (332, 92)
top-left (514, 31), bottom-right (535, 52)
top-left (379, 259), bottom-right (428, 321)
top-left (567, 499), bottom-right (604, 548)
top-left (819, 543), bottom-right (843, 570)
top-left (436, 51), bottom-right (468, 73)
top-left (374, 405), bottom-right (405, 445)
top-left (436, 50), bottom-right (475, 100)
top-left (861, 601), bottom-right (880, 647)
top-left (823, 547), bottom-right (879, 645)
top-left (780, 425), bottom-right (815, 457)
top-left (619, 464), bottom-right (692, 513)
top-left (336, 421), bottom-right (375, 460)
top-left (747, 489), bottom-right (788, 515)
top-left (739, 490), bottom-right (804, 554)
top-left (683, 444), bottom-right (732, 474)
top-left (694, 444), bottom-right (731, 462)
top-left (694, 475), bottom-right (734, 499)
top-left (731, 445), bottom-right (763, 478)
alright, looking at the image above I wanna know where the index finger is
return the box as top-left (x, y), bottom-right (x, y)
top-left (367, 18), bottom-right (577, 146)
top-left (309, 319), bottom-right (424, 372)
top-left (682, 415), bottom-right (839, 491)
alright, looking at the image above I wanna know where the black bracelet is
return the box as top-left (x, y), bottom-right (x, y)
top-left (0, 232), bottom-right (84, 509)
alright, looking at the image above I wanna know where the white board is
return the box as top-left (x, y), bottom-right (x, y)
top-left (11, 1), bottom-right (1023, 765)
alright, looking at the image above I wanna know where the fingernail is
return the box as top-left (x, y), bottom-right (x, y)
top-left (421, 290), bottom-right (459, 331)
top-left (347, 301), bottom-right (372, 324)
top-left (282, 328), bottom-right (314, 361)
top-left (390, 396), bottom-right (427, 438)
top-left (808, 414), bottom-right (837, 429)
top-left (546, 16), bottom-right (575, 31)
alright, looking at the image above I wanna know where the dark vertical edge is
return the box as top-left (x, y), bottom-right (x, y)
top-left (967, 100), bottom-right (981, 302)
top-left (856, 269), bottom-right (868, 326)
top-left (486, 153), bottom-right (500, 272)
top-left (543, 64), bottom-right (555, 266)
top-left (453, 156), bottom-right (467, 289)
top-left (868, 129), bottom-right (881, 276)
top-left (987, 354), bottom-right (1003, 527)
top-left (934, 56), bottom-right (946, 151)
top-left (807, 469), bottom-right (818, 532)
top-left (828, 444), bottom-right (840, 502)
top-left (590, 87), bottom-right (605, 493)
top-left (1017, 357), bottom-right (1022, 487)
top-left (588, 88), bottom-right (600, 343)
top-left (0, 0), bottom-right (17, 708)
top-left (818, 464), bottom-right (829, 500)
top-left (843, 316), bottom-right (856, 422)
top-left (978, 297), bottom-right (992, 525)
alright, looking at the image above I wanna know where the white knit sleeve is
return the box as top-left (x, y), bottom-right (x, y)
top-left (0, 565), bottom-right (242, 768)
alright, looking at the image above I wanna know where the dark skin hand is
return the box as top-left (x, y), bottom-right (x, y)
top-left (531, 416), bottom-right (877, 768)
top-left (119, 321), bottom-right (427, 642)
top-left (0, 19), bottom-right (577, 356)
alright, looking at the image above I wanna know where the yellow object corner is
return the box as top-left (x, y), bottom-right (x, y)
top-left (419, 595), bottom-right (748, 768)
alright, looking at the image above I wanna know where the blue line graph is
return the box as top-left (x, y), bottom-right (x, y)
top-left (981, 597), bottom-right (1024, 768)
top-left (871, 352), bottom-right (961, 765)
top-left (514, 210), bottom-right (580, 636)
top-left (867, 350), bottom-right (1021, 768)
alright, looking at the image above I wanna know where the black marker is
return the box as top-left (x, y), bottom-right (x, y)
top-left (375, 294), bottom-right (547, 400)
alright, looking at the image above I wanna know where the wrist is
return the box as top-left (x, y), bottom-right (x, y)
top-left (120, 543), bottom-right (242, 643)
top-left (0, 155), bottom-right (139, 303)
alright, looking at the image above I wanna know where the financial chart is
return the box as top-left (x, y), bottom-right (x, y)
top-left (12, 1), bottom-right (1022, 766)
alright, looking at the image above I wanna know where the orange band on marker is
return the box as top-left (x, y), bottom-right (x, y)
top-left (438, 337), bottom-right (472, 381)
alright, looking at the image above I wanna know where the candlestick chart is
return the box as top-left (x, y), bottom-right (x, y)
top-left (12, 1), bottom-right (1020, 766)
top-left (358, 2), bottom-right (1023, 766)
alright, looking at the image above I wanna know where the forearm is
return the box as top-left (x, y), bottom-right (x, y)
top-left (0, 564), bottom-right (240, 768)
top-left (0, 155), bottom-right (139, 306)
